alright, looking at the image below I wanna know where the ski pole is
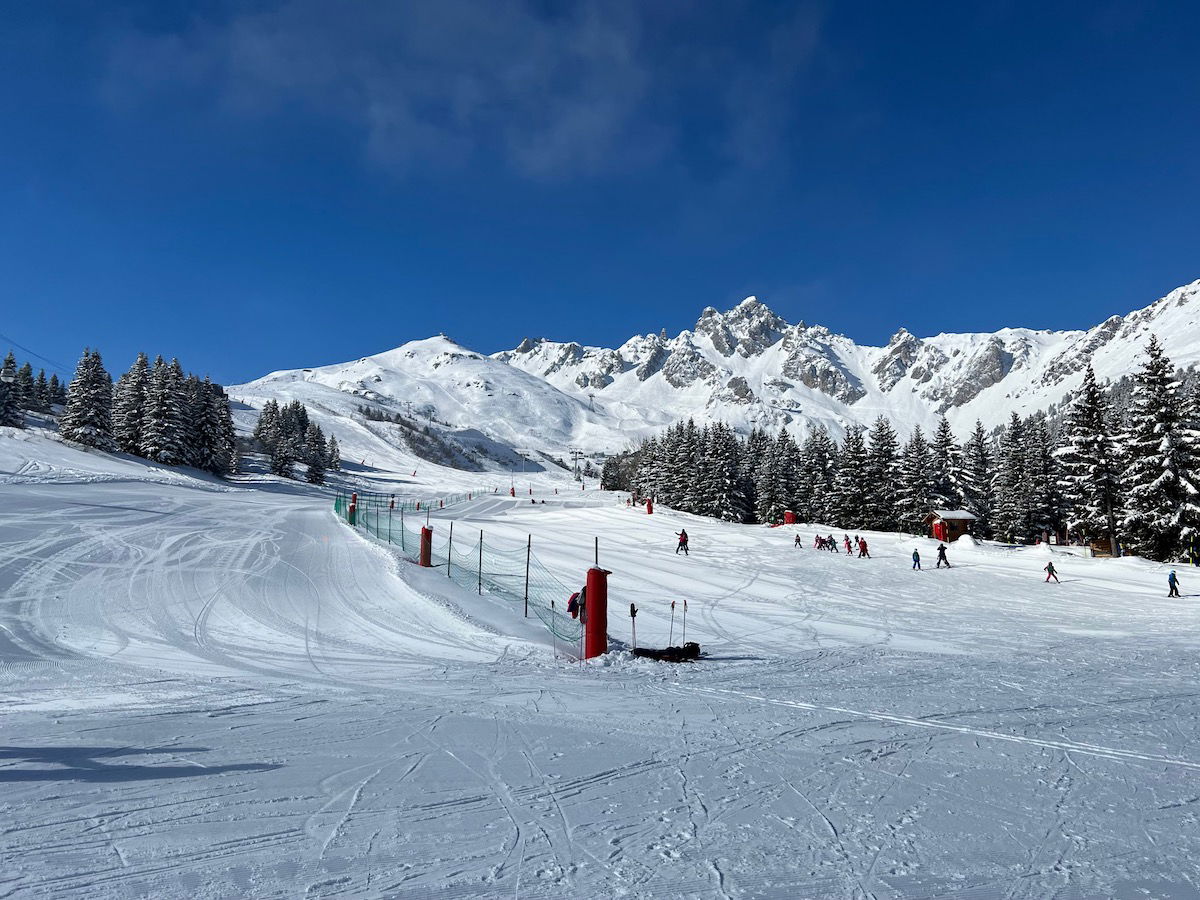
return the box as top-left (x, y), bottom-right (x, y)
top-left (669, 600), bottom-right (676, 647)
top-left (550, 600), bottom-right (558, 661)
top-left (682, 598), bottom-right (687, 645)
top-left (630, 603), bottom-right (638, 650)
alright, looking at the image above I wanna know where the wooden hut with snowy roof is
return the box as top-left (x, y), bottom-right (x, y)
top-left (923, 509), bottom-right (977, 542)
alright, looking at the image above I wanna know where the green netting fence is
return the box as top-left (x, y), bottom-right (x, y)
top-left (333, 494), bottom-right (584, 648)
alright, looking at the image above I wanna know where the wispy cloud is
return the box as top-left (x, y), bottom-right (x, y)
top-left (102, 1), bottom-right (824, 180)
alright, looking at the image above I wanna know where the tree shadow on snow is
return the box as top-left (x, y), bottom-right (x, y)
top-left (0, 746), bottom-right (281, 782)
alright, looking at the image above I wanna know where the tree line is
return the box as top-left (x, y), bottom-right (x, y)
top-left (0, 351), bottom-right (67, 425)
top-left (3, 347), bottom-right (240, 478)
top-left (253, 400), bottom-right (340, 484)
top-left (602, 335), bottom-right (1200, 562)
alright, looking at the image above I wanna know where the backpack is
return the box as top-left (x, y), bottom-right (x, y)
top-left (567, 592), bottom-right (579, 618)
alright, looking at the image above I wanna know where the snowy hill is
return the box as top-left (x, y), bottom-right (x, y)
top-left (235, 279), bottom-right (1200, 457)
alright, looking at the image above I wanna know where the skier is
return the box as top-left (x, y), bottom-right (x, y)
top-left (1044, 561), bottom-right (1060, 583)
top-left (858, 538), bottom-right (870, 559)
top-left (843, 535), bottom-right (853, 554)
top-left (935, 544), bottom-right (950, 568)
top-left (1169, 569), bottom-right (1181, 597)
top-left (828, 534), bottom-right (838, 553)
top-left (912, 549), bottom-right (921, 571)
top-left (675, 529), bottom-right (689, 555)
top-left (794, 534), bottom-right (802, 547)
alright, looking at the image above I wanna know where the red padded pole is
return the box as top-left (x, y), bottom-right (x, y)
top-left (584, 567), bottom-right (609, 659)
top-left (646, 499), bottom-right (653, 515)
top-left (419, 527), bottom-right (433, 567)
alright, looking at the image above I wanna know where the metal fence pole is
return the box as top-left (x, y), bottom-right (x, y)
top-left (388, 509), bottom-right (392, 543)
top-left (524, 535), bottom-right (531, 618)
top-left (478, 531), bottom-right (483, 595)
top-left (448, 521), bottom-right (454, 578)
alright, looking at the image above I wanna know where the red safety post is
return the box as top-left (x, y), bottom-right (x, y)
top-left (416, 501), bottom-right (421, 511)
top-left (583, 566), bottom-right (610, 659)
top-left (509, 487), bottom-right (515, 497)
top-left (783, 510), bottom-right (797, 525)
top-left (646, 499), bottom-right (653, 515)
top-left (389, 496), bottom-right (395, 511)
top-left (419, 526), bottom-right (433, 567)
top-left (348, 502), bottom-right (357, 526)
top-left (439, 499), bottom-right (444, 509)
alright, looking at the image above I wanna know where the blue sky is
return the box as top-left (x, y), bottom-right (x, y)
top-left (2, 1), bottom-right (1198, 384)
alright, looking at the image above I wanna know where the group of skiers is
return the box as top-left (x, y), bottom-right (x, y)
top-left (802, 533), bottom-right (871, 558)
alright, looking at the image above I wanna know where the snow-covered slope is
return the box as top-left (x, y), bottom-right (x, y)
top-left (237, 279), bottom-right (1200, 456)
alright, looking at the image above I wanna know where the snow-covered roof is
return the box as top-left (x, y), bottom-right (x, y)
top-left (930, 509), bottom-right (977, 520)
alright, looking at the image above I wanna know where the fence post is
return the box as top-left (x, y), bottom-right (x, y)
top-left (419, 526), bottom-right (432, 567)
top-left (401, 507), bottom-right (406, 551)
top-left (478, 531), bottom-right (483, 595)
top-left (524, 535), bottom-right (531, 618)
top-left (448, 521), bottom-right (454, 578)
top-left (584, 567), bottom-right (610, 660)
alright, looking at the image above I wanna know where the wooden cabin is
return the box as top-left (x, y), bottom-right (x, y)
top-left (923, 509), bottom-right (977, 542)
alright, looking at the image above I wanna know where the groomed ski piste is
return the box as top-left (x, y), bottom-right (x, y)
top-left (3, 424), bottom-right (1200, 899)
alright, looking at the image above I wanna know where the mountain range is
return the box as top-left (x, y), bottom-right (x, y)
top-left (233, 278), bottom-right (1200, 468)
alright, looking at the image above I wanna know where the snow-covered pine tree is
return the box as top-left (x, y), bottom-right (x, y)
top-left (1120, 335), bottom-right (1200, 560)
top-left (60, 349), bottom-right (115, 450)
top-left (958, 420), bottom-right (995, 538)
top-left (112, 352), bottom-right (150, 455)
top-left (254, 400), bottom-right (282, 452)
top-left (0, 352), bottom-right (21, 428)
top-left (798, 426), bottom-right (836, 523)
top-left (141, 357), bottom-right (188, 465)
top-left (15, 362), bottom-right (34, 410)
top-left (1056, 365), bottom-right (1122, 554)
top-left (831, 426), bottom-right (869, 528)
top-left (48, 373), bottom-right (66, 406)
top-left (929, 417), bottom-right (962, 509)
top-left (864, 416), bottom-right (900, 531)
top-left (271, 439), bottom-right (296, 479)
top-left (304, 422), bottom-right (327, 484)
top-left (1025, 414), bottom-right (1064, 542)
top-left (896, 426), bottom-right (933, 531)
top-left (740, 427), bottom-right (770, 519)
top-left (992, 412), bottom-right (1032, 542)
top-left (701, 422), bottom-right (749, 522)
top-left (755, 429), bottom-right (795, 524)
top-left (33, 369), bottom-right (50, 412)
top-left (325, 434), bottom-right (341, 472)
top-left (204, 381), bottom-right (238, 476)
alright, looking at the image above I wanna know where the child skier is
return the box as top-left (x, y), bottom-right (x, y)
top-left (794, 534), bottom-right (802, 547)
top-left (675, 529), bottom-right (689, 555)
top-left (912, 549), bottom-right (921, 570)
top-left (935, 544), bottom-right (950, 568)
top-left (1169, 569), bottom-right (1181, 597)
top-left (858, 538), bottom-right (869, 559)
top-left (1044, 561), bottom-right (1059, 583)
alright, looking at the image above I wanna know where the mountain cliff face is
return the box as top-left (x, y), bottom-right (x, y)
top-left (236, 280), bottom-right (1200, 462)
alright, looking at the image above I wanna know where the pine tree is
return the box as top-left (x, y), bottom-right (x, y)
top-left (864, 416), bottom-right (900, 531)
top-left (798, 426), bottom-right (836, 523)
top-left (304, 422), bottom-right (327, 484)
top-left (112, 352), bottom-right (150, 455)
top-left (33, 369), bottom-right (50, 412)
top-left (0, 352), bottom-right (21, 427)
top-left (1121, 335), bottom-right (1200, 560)
top-left (896, 426), bottom-right (933, 530)
top-left (271, 439), bottom-right (296, 479)
top-left (325, 434), bottom-right (341, 472)
top-left (1025, 414), bottom-right (1064, 542)
top-left (1056, 365), bottom-right (1122, 554)
top-left (831, 426), bottom-right (870, 528)
top-left (141, 356), bottom-right (188, 464)
top-left (15, 362), bottom-right (34, 410)
top-left (207, 381), bottom-right (238, 476)
top-left (48, 373), bottom-right (66, 406)
top-left (992, 413), bottom-right (1031, 542)
top-left (254, 400), bottom-right (282, 452)
top-left (958, 420), bottom-right (995, 538)
top-left (929, 417), bottom-right (962, 509)
top-left (755, 429), bottom-right (797, 524)
top-left (60, 349), bottom-right (115, 450)
top-left (600, 456), bottom-right (623, 491)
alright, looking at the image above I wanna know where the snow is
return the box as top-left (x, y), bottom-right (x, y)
top-left (4, 427), bottom-right (1200, 897)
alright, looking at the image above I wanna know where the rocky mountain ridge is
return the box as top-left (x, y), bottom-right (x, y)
top-left (236, 279), bottom-right (1200, 462)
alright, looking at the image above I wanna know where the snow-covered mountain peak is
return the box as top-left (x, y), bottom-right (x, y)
top-left (235, 277), bottom-right (1200, 462)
